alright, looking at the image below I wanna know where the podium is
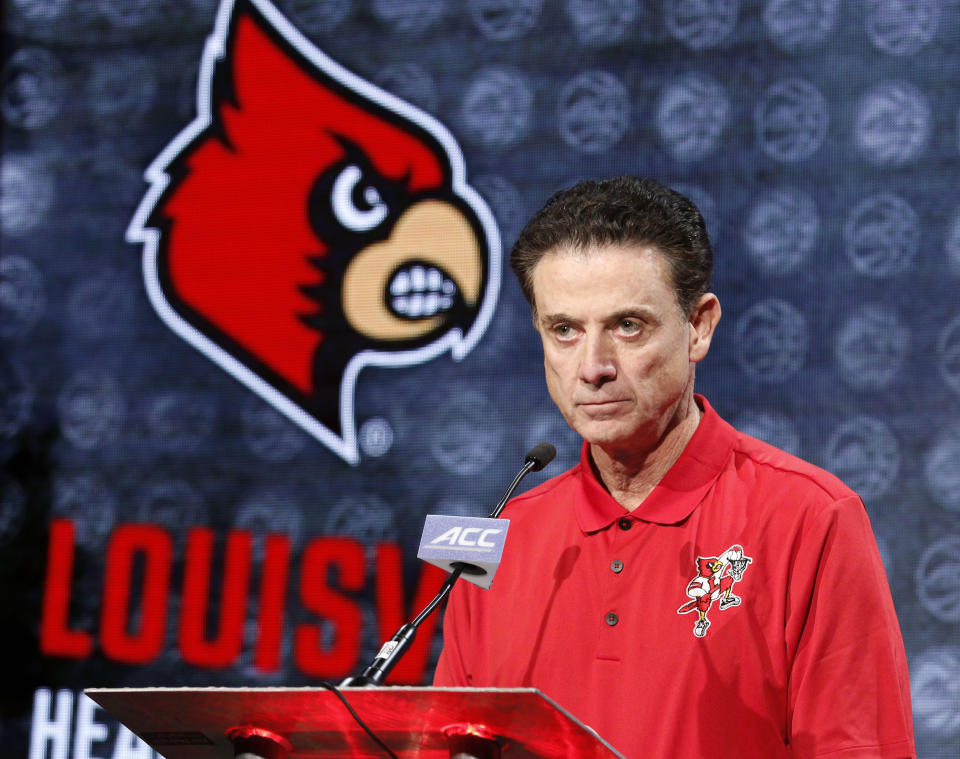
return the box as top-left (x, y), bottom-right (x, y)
top-left (86, 686), bottom-right (626, 758)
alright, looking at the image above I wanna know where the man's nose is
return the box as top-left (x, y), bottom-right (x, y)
top-left (580, 333), bottom-right (617, 386)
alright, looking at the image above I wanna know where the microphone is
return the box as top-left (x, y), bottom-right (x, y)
top-left (416, 440), bottom-right (554, 588)
top-left (339, 442), bottom-right (555, 687)
top-left (525, 441), bottom-right (556, 472)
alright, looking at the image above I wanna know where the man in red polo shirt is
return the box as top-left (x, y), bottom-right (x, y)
top-left (433, 177), bottom-right (915, 759)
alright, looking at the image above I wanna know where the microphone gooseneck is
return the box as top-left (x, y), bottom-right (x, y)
top-left (339, 442), bottom-right (555, 688)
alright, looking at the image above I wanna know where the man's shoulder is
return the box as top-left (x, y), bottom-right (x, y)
top-left (700, 397), bottom-right (858, 505)
top-left (728, 427), bottom-right (858, 504)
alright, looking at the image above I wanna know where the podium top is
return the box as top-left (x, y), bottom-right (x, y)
top-left (86, 686), bottom-right (626, 758)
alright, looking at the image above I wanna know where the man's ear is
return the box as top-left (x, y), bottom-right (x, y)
top-left (689, 293), bottom-right (721, 363)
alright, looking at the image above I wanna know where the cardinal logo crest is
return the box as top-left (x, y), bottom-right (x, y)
top-left (127, 0), bottom-right (500, 464)
top-left (677, 545), bottom-right (752, 638)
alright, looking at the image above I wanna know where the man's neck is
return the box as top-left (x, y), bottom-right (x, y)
top-left (589, 394), bottom-right (704, 512)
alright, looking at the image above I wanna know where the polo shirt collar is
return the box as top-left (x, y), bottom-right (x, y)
top-left (574, 395), bottom-right (736, 531)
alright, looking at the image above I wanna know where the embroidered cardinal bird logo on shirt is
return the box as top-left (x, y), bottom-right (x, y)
top-left (127, 0), bottom-right (500, 464)
top-left (677, 545), bottom-right (752, 638)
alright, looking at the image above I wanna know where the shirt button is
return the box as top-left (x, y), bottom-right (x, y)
top-left (617, 518), bottom-right (632, 530)
top-left (605, 612), bottom-right (619, 626)
top-left (610, 560), bottom-right (624, 573)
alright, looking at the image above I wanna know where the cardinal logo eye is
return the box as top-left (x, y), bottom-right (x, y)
top-left (308, 146), bottom-right (399, 246)
top-left (332, 164), bottom-right (389, 232)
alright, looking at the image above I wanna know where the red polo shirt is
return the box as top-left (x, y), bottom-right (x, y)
top-left (434, 397), bottom-right (914, 759)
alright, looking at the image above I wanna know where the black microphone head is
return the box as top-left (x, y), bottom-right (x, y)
top-left (524, 442), bottom-right (556, 472)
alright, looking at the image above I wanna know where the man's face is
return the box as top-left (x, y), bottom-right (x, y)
top-left (530, 244), bottom-right (718, 454)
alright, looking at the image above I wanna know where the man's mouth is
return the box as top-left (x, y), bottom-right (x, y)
top-left (578, 399), bottom-right (629, 410)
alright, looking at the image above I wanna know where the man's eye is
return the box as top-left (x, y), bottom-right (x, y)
top-left (554, 324), bottom-right (573, 338)
top-left (619, 320), bottom-right (641, 334)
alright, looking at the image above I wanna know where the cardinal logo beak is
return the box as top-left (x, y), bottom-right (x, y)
top-left (342, 198), bottom-right (484, 343)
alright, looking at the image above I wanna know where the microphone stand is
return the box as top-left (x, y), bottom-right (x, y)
top-left (340, 444), bottom-right (555, 688)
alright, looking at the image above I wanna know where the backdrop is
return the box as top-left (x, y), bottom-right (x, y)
top-left (2, 1), bottom-right (959, 757)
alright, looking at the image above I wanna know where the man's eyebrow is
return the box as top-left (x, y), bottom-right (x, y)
top-left (538, 311), bottom-right (575, 324)
top-left (609, 307), bottom-right (657, 322)
top-left (537, 307), bottom-right (659, 326)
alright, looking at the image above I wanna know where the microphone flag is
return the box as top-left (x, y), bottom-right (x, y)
top-left (417, 514), bottom-right (510, 590)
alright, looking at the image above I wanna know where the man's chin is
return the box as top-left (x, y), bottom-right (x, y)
top-left (573, 420), bottom-right (635, 449)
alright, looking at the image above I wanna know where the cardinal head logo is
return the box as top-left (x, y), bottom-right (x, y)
top-left (127, 0), bottom-right (500, 464)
